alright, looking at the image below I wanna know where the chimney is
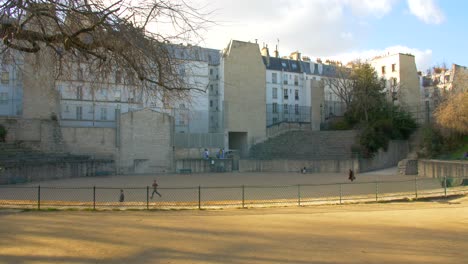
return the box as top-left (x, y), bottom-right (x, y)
top-left (261, 44), bottom-right (270, 57)
top-left (290, 51), bottom-right (301, 61)
top-left (274, 45), bottom-right (279, 58)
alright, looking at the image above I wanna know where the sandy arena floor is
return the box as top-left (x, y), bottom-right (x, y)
top-left (0, 196), bottom-right (467, 264)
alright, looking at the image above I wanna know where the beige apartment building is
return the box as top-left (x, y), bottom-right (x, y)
top-left (370, 53), bottom-right (421, 120)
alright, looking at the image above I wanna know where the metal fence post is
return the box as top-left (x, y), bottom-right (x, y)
top-left (146, 186), bottom-right (149, 210)
top-left (198, 185), bottom-right (201, 210)
top-left (339, 184), bottom-right (342, 204)
top-left (375, 181), bottom-right (379, 202)
top-left (414, 177), bottom-right (418, 199)
top-left (37, 185), bottom-right (41, 210)
top-left (242, 185), bottom-right (245, 208)
top-left (444, 176), bottom-right (447, 197)
top-left (93, 186), bottom-right (96, 210)
top-left (298, 184), bottom-right (301, 206)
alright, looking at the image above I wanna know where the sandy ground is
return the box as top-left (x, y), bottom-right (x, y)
top-left (0, 195), bottom-right (467, 264)
top-left (1, 168), bottom-right (449, 207)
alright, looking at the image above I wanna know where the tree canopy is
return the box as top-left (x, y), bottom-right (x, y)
top-left (0, 0), bottom-right (211, 100)
top-left (341, 63), bottom-right (418, 157)
top-left (434, 91), bottom-right (468, 134)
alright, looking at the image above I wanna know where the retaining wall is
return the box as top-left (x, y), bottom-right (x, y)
top-left (239, 159), bottom-right (358, 173)
top-left (175, 159), bottom-right (233, 173)
top-left (0, 160), bottom-right (115, 185)
top-left (418, 159), bottom-right (468, 178)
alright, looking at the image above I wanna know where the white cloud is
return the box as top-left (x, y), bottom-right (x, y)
top-left (325, 46), bottom-right (433, 71)
top-left (347, 0), bottom-right (397, 18)
top-left (407, 0), bottom-right (445, 24)
top-left (192, 0), bottom-right (403, 56)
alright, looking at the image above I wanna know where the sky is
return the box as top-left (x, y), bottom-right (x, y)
top-left (187, 0), bottom-right (468, 72)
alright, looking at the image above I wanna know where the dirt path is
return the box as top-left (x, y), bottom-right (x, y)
top-left (1, 197), bottom-right (467, 264)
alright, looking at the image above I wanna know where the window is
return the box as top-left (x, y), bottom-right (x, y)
top-left (283, 74), bottom-right (288, 85)
top-left (114, 89), bottom-right (121, 101)
top-left (381, 66), bottom-right (386, 74)
top-left (76, 86), bottom-right (83, 100)
top-left (283, 104), bottom-right (288, 114)
top-left (210, 100), bottom-right (213, 107)
top-left (64, 105), bottom-right (70, 113)
top-left (391, 78), bottom-right (397, 87)
top-left (76, 106), bottom-right (83, 120)
top-left (210, 69), bottom-right (213, 75)
top-left (210, 84), bottom-right (213, 92)
top-left (272, 87), bottom-right (278, 99)
top-left (294, 75), bottom-right (298, 86)
top-left (295, 104), bottom-right (299, 115)
top-left (100, 108), bottom-right (107, 120)
top-left (392, 64), bottom-right (396, 72)
top-left (179, 66), bottom-right (185, 76)
top-left (77, 68), bottom-right (83, 81)
top-left (1, 72), bottom-right (9, 84)
top-left (291, 63), bottom-right (297, 70)
top-left (283, 89), bottom-right (288, 100)
top-left (272, 103), bottom-right (278, 113)
top-left (126, 72), bottom-right (135, 85)
top-left (281, 62), bottom-right (287, 68)
top-left (272, 73), bottom-right (277, 84)
top-left (0, 92), bottom-right (8, 104)
top-left (295, 90), bottom-right (299, 100)
top-left (272, 117), bottom-right (278, 124)
top-left (115, 71), bottom-right (122, 84)
top-left (100, 89), bottom-right (108, 97)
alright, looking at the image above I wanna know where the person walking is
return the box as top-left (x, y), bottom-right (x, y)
top-left (119, 189), bottom-right (125, 202)
top-left (150, 179), bottom-right (162, 199)
top-left (348, 169), bottom-right (356, 182)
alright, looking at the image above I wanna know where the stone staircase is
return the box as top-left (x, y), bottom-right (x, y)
top-left (250, 130), bottom-right (358, 160)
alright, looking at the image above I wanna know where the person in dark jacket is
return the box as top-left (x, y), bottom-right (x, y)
top-left (348, 169), bottom-right (356, 182)
top-left (119, 189), bottom-right (125, 202)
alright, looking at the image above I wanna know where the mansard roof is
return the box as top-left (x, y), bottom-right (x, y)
top-left (262, 56), bottom-right (312, 74)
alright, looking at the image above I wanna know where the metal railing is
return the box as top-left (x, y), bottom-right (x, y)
top-left (0, 176), bottom-right (466, 210)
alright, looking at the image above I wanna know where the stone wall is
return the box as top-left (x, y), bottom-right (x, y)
top-left (0, 159), bottom-right (115, 185)
top-left (266, 122), bottom-right (311, 138)
top-left (175, 159), bottom-right (233, 173)
top-left (119, 109), bottom-right (173, 174)
top-left (418, 159), bottom-right (468, 178)
top-left (359, 140), bottom-right (409, 172)
top-left (61, 127), bottom-right (116, 158)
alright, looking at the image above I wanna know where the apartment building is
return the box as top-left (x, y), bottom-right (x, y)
top-left (370, 53), bottom-right (421, 118)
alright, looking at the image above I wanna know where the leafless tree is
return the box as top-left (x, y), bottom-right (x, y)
top-left (0, 0), bottom-right (212, 103)
top-left (322, 65), bottom-right (354, 109)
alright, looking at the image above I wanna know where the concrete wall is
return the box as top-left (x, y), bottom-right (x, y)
top-left (119, 109), bottom-right (173, 174)
top-left (239, 159), bottom-right (358, 173)
top-left (222, 40), bottom-right (266, 151)
top-left (0, 159), bottom-right (115, 185)
top-left (359, 140), bottom-right (409, 172)
top-left (418, 160), bottom-right (468, 178)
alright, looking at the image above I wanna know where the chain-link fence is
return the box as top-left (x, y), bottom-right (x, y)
top-left (0, 176), bottom-right (467, 210)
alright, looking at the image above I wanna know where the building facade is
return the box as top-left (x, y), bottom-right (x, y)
top-left (370, 53), bottom-right (421, 120)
